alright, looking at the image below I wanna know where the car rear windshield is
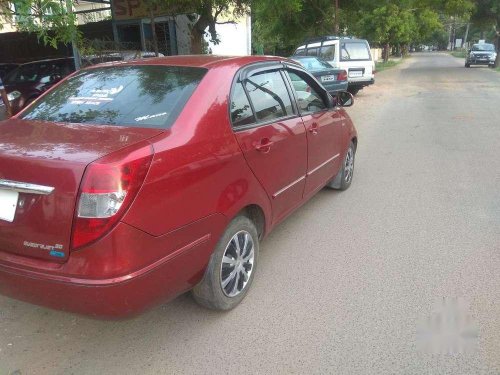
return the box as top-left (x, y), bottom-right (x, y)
top-left (340, 42), bottom-right (371, 61)
top-left (21, 65), bottom-right (207, 128)
top-left (472, 44), bottom-right (495, 51)
top-left (293, 57), bottom-right (332, 70)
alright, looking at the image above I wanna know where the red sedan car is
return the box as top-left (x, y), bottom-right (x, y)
top-left (0, 55), bottom-right (357, 318)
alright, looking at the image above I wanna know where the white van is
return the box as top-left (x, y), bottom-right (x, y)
top-left (293, 36), bottom-right (375, 94)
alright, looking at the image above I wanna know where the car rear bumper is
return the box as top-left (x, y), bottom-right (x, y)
top-left (467, 60), bottom-right (495, 65)
top-left (0, 216), bottom-right (225, 318)
top-left (348, 78), bottom-right (375, 88)
top-left (0, 238), bottom-right (205, 318)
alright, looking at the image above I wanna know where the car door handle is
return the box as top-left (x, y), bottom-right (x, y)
top-left (254, 139), bottom-right (274, 153)
top-left (308, 123), bottom-right (319, 135)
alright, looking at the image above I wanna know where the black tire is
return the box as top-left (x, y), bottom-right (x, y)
top-left (348, 86), bottom-right (361, 95)
top-left (192, 216), bottom-right (259, 310)
top-left (465, 63), bottom-right (471, 68)
top-left (326, 142), bottom-right (356, 191)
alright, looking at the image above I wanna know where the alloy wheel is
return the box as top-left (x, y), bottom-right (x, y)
top-left (220, 230), bottom-right (255, 297)
top-left (344, 147), bottom-right (354, 183)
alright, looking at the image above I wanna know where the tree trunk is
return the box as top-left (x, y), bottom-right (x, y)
top-left (402, 44), bottom-right (408, 57)
top-left (191, 28), bottom-right (204, 54)
top-left (463, 23), bottom-right (469, 49)
top-left (383, 43), bottom-right (390, 62)
top-left (451, 19), bottom-right (456, 51)
top-left (333, 0), bottom-right (339, 34)
top-left (149, 10), bottom-right (159, 57)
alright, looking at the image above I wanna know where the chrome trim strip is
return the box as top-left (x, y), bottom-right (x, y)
top-left (0, 179), bottom-right (55, 195)
top-left (307, 153), bottom-right (340, 176)
top-left (273, 176), bottom-right (306, 198)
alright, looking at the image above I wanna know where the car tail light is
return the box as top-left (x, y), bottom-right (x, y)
top-left (71, 144), bottom-right (154, 250)
top-left (338, 70), bottom-right (348, 81)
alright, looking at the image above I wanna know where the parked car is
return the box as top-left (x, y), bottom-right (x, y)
top-left (290, 55), bottom-right (348, 94)
top-left (0, 63), bottom-right (19, 120)
top-left (1, 57), bottom-right (76, 115)
top-left (81, 50), bottom-right (165, 67)
top-left (293, 36), bottom-right (375, 95)
top-left (0, 63), bottom-right (19, 80)
top-left (465, 43), bottom-right (497, 68)
top-left (0, 55), bottom-right (357, 318)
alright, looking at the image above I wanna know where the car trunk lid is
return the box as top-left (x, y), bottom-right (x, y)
top-left (0, 119), bottom-right (162, 262)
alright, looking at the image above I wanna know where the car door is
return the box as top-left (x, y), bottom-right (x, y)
top-left (230, 66), bottom-right (308, 224)
top-left (284, 67), bottom-right (344, 198)
top-left (339, 40), bottom-right (374, 84)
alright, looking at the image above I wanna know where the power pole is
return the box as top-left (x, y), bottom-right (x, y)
top-left (463, 23), bottom-right (470, 49)
top-left (451, 17), bottom-right (456, 51)
top-left (65, 0), bottom-right (81, 69)
top-left (334, 0), bottom-right (339, 34)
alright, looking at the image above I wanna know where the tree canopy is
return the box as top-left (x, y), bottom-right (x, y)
top-left (253, 0), bottom-right (479, 56)
top-left (2, 0), bottom-right (499, 58)
top-left (1, 0), bottom-right (251, 54)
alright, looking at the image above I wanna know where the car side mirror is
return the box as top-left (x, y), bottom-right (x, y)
top-left (337, 91), bottom-right (354, 107)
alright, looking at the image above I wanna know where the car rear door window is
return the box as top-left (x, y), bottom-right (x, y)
top-left (244, 70), bottom-right (294, 123)
top-left (230, 83), bottom-right (256, 127)
top-left (341, 42), bottom-right (371, 61)
top-left (306, 47), bottom-right (319, 56)
top-left (287, 71), bottom-right (327, 114)
top-left (320, 44), bottom-right (336, 60)
top-left (294, 47), bottom-right (306, 56)
top-left (21, 65), bottom-right (207, 128)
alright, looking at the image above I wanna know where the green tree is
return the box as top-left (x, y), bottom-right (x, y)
top-left (0, 0), bottom-right (80, 48)
top-left (1, 0), bottom-right (250, 55)
top-left (252, 0), bottom-right (475, 58)
top-left (140, 0), bottom-right (251, 54)
top-left (360, 4), bottom-right (418, 61)
top-left (253, 0), bottom-right (334, 55)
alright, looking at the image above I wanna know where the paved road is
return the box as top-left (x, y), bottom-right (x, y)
top-left (1, 53), bottom-right (500, 375)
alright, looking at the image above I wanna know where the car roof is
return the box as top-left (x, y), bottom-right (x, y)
top-left (87, 55), bottom-right (290, 70)
top-left (297, 36), bottom-right (368, 47)
top-left (290, 55), bottom-right (323, 60)
top-left (19, 57), bottom-right (74, 66)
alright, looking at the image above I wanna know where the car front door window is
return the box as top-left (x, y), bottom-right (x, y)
top-left (287, 71), bottom-right (327, 114)
top-left (243, 70), bottom-right (294, 123)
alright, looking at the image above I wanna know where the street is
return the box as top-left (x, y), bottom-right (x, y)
top-left (1, 52), bottom-right (499, 374)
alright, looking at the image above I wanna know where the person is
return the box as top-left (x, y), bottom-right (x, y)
top-left (0, 76), bottom-right (12, 118)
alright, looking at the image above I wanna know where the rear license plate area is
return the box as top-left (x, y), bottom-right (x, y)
top-left (349, 69), bottom-right (364, 78)
top-left (0, 189), bottom-right (19, 222)
top-left (321, 75), bottom-right (336, 82)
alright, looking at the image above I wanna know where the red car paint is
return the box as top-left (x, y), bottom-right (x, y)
top-left (0, 55), bottom-right (357, 318)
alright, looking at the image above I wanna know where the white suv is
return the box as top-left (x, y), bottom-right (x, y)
top-left (294, 36), bottom-right (375, 94)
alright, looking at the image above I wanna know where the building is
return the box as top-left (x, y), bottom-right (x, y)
top-left (0, 0), bottom-right (251, 62)
top-left (207, 13), bottom-right (252, 56)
